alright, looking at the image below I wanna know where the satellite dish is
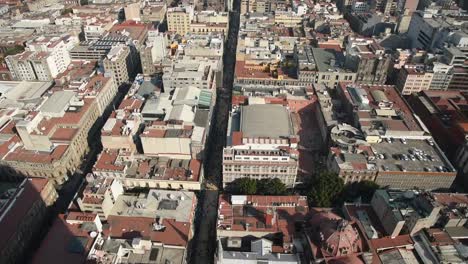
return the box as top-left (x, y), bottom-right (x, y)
top-left (90, 231), bottom-right (98, 238)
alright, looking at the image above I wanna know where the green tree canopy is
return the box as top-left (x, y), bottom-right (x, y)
top-left (228, 178), bottom-right (287, 195)
top-left (257, 178), bottom-right (287, 195)
top-left (4, 45), bottom-right (25, 56)
top-left (340, 180), bottom-right (379, 204)
top-left (308, 172), bottom-right (344, 207)
top-left (233, 178), bottom-right (257, 195)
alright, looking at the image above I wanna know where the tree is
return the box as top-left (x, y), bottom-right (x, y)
top-left (257, 178), bottom-right (287, 195)
top-left (61, 8), bottom-right (73, 15)
top-left (340, 180), bottom-right (379, 203)
top-left (308, 172), bottom-right (344, 207)
top-left (233, 178), bottom-right (257, 195)
top-left (4, 45), bottom-right (25, 56)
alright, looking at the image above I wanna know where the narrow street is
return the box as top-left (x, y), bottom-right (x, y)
top-left (190, 0), bottom-right (240, 263)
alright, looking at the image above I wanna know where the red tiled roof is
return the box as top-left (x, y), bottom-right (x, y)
top-left (94, 150), bottom-right (125, 172)
top-left (51, 127), bottom-right (78, 141)
top-left (4, 144), bottom-right (68, 164)
top-left (107, 216), bottom-right (191, 247)
top-left (370, 235), bottom-right (413, 251)
top-left (189, 159), bottom-right (201, 181)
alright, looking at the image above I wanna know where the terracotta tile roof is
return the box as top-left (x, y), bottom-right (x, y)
top-left (107, 216), bottom-right (191, 247)
top-left (51, 127), bottom-right (78, 141)
top-left (218, 195), bottom-right (308, 247)
top-left (94, 150), bottom-right (126, 172)
top-left (370, 235), bottom-right (413, 251)
top-left (4, 144), bottom-right (68, 164)
top-left (66, 211), bottom-right (98, 222)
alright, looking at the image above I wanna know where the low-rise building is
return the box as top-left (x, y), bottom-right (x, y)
top-left (92, 149), bottom-right (203, 191)
top-left (409, 90), bottom-right (468, 186)
top-left (217, 195), bottom-right (309, 253)
top-left (345, 38), bottom-right (391, 84)
top-left (322, 83), bottom-right (457, 189)
top-left (101, 98), bottom-right (144, 151)
top-left (162, 59), bottom-right (221, 91)
top-left (77, 175), bottom-right (124, 220)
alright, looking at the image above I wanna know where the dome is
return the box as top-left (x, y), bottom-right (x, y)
top-left (310, 212), bottom-right (363, 258)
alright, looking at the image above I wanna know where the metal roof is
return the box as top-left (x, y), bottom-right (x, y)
top-left (240, 104), bottom-right (292, 138)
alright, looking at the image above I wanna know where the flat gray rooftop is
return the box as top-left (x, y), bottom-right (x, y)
top-left (372, 139), bottom-right (454, 173)
top-left (39, 90), bottom-right (75, 114)
top-left (110, 190), bottom-right (195, 222)
top-left (312, 48), bottom-right (346, 72)
top-left (240, 104), bottom-right (292, 138)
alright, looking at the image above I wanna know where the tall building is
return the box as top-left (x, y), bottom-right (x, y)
top-left (444, 46), bottom-right (468, 90)
top-left (0, 178), bottom-right (58, 264)
top-left (429, 62), bottom-right (453, 90)
top-left (103, 45), bottom-right (134, 87)
top-left (167, 6), bottom-right (193, 35)
top-left (5, 35), bottom-right (75, 81)
top-left (407, 11), bottom-right (452, 51)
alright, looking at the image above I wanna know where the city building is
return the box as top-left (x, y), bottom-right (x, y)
top-left (295, 46), bottom-right (356, 88)
top-left (443, 46), bottom-right (468, 91)
top-left (77, 175), bottom-right (124, 220)
top-left (190, 11), bottom-right (229, 35)
top-left (84, 189), bottom-right (198, 263)
top-left (103, 45), bottom-right (135, 87)
top-left (124, 2), bottom-right (141, 22)
top-left (5, 35), bottom-right (76, 81)
top-left (409, 90), bottom-right (468, 185)
top-left (304, 210), bottom-right (369, 263)
top-left (217, 195), bottom-right (309, 253)
top-left (0, 76), bottom-right (118, 185)
top-left (407, 11), bottom-right (452, 51)
top-left (342, 190), bottom-right (468, 263)
top-left (167, 6), bottom-right (193, 35)
top-left (344, 38), bottom-right (391, 85)
top-left (217, 238), bottom-right (301, 263)
top-left (101, 98), bottom-right (143, 151)
top-left (223, 104), bottom-right (299, 187)
top-left (0, 178), bottom-right (58, 264)
top-left (396, 64), bottom-right (434, 95)
top-left (162, 59), bottom-right (221, 91)
top-left (321, 83), bottom-right (457, 189)
top-left (31, 212), bottom-right (102, 264)
top-left (93, 150), bottom-right (203, 191)
top-left (429, 62), bottom-right (453, 91)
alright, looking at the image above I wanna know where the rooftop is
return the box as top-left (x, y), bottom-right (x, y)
top-left (240, 104), bottom-right (293, 138)
top-left (110, 189), bottom-right (195, 223)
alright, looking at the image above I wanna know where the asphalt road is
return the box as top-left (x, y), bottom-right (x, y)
top-left (190, 0), bottom-right (240, 263)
